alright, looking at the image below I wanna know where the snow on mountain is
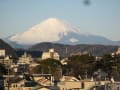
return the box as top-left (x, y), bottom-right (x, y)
top-left (8, 18), bottom-right (120, 46)
top-left (9, 18), bottom-right (80, 45)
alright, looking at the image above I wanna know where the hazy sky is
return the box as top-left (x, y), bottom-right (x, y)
top-left (0, 0), bottom-right (120, 41)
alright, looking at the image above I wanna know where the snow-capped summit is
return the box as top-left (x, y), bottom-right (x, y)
top-left (9, 18), bottom-right (80, 45)
top-left (8, 18), bottom-right (120, 46)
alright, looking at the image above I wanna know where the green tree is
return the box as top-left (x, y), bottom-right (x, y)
top-left (32, 58), bottom-right (62, 77)
top-left (0, 63), bottom-right (7, 75)
top-left (67, 54), bottom-right (95, 78)
top-left (101, 54), bottom-right (113, 74)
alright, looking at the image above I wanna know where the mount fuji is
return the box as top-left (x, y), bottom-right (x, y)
top-left (6, 18), bottom-right (120, 48)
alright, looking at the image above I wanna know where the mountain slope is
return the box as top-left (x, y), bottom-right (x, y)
top-left (0, 39), bottom-right (16, 56)
top-left (7, 18), bottom-right (120, 46)
top-left (56, 32), bottom-right (115, 45)
top-left (9, 18), bottom-right (79, 45)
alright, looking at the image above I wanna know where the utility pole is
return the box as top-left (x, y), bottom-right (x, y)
top-left (7, 56), bottom-right (11, 90)
top-left (104, 74), bottom-right (106, 90)
top-left (7, 65), bottom-right (10, 90)
top-left (85, 70), bottom-right (88, 80)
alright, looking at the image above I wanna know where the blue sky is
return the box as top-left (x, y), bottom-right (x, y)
top-left (0, 0), bottom-right (120, 41)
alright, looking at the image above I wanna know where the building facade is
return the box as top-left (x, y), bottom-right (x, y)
top-left (42, 49), bottom-right (59, 60)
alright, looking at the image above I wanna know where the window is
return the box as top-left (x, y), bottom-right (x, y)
top-left (81, 82), bottom-right (84, 89)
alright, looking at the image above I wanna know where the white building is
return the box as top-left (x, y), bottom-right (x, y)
top-left (111, 47), bottom-right (120, 56)
top-left (18, 52), bottom-right (33, 64)
top-left (116, 47), bottom-right (120, 55)
top-left (0, 49), bottom-right (5, 56)
top-left (42, 49), bottom-right (59, 60)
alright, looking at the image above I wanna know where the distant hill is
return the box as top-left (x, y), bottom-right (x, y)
top-left (15, 49), bottom-right (42, 58)
top-left (29, 42), bottom-right (118, 58)
top-left (0, 39), bottom-right (16, 57)
top-left (3, 37), bottom-right (31, 49)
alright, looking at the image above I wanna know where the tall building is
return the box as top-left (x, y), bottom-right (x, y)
top-left (0, 49), bottom-right (12, 65)
top-left (42, 49), bottom-right (60, 60)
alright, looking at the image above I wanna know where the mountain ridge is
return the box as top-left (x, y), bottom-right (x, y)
top-left (0, 39), bottom-right (16, 57)
top-left (29, 42), bottom-right (118, 57)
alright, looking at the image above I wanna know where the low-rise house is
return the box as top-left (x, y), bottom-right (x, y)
top-left (0, 49), bottom-right (13, 66)
top-left (60, 76), bottom-right (79, 82)
top-left (33, 74), bottom-right (53, 86)
top-left (58, 80), bottom-right (112, 90)
top-left (0, 56), bottom-right (13, 66)
top-left (5, 74), bottom-right (39, 90)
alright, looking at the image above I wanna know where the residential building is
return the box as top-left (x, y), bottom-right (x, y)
top-left (18, 52), bottom-right (33, 64)
top-left (0, 55), bottom-right (13, 65)
top-left (0, 49), bottom-right (5, 57)
top-left (111, 47), bottom-right (120, 56)
top-left (17, 52), bottom-right (33, 73)
top-left (41, 49), bottom-right (59, 60)
top-left (116, 47), bottom-right (120, 55)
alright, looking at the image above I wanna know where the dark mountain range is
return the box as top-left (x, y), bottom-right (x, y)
top-left (29, 42), bottom-right (118, 58)
top-left (15, 49), bottom-right (42, 58)
top-left (0, 38), bottom-right (118, 59)
top-left (0, 39), bottom-right (16, 57)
